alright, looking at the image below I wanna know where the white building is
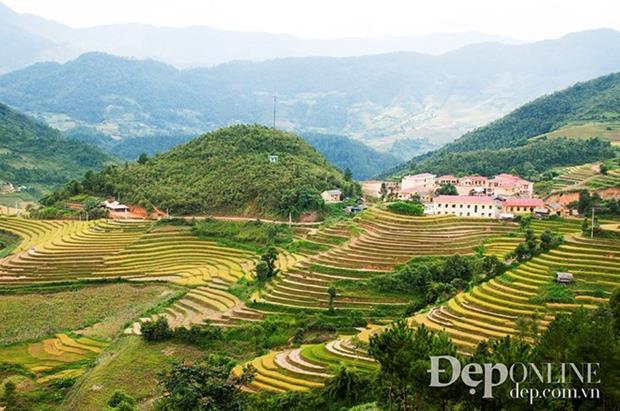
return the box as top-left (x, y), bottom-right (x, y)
top-left (401, 173), bottom-right (436, 191)
top-left (433, 195), bottom-right (498, 218)
top-left (321, 189), bottom-right (342, 202)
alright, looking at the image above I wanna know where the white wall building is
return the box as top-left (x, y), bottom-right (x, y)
top-left (433, 195), bottom-right (498, 218)
top-left (401, 173), bottom-right (436, 191)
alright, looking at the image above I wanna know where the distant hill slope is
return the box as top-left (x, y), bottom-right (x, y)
top-left (49, 125), bottom-right (352, 217)
top-left (301, 133), bottom-right (399, 179)
top-left (391, 72), bottom-right (620, 179)
top-left (0, 102), bottom-right (112, 193)
top-left (2, 29), bottom-right (620, 149)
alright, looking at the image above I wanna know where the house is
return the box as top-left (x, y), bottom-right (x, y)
top-left (436, 175), bottom-right (458, 185)
top-left (547, 202), bottom-right (569, 217)
top-left (397, 186), bottom-right (434, 202)
top-left (502, 198), bottom-right (545, 215)
top-left (361, 180), bottom-right (384, 198)
top-left (433, 195), bottom-right (498, 218)
top-left (268, 154), bottom-right (279, 163)
top-left (401, 173), bottom-right (436, 191)
top-left (455, 176), bottom-right (488, 195)
top-left (488, 173), bottom-right (534, 197)
top-left (555, 272), bottom-right (574, 284)
top-left (321, 189), bottom-right (342, 203)
top-left (101, 200), bottom-right (130, 212)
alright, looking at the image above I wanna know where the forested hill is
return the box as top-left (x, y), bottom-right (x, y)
top-left (301, 133), bottom-right (399, 179)
top-left (438, 71), bottom-right (620, 153)
top-left (47, 125), bottom-right (355, 218)
top-left (0, 102), bottom-right (112, 192)
top-left (390, 72), bottom-right (620, 179)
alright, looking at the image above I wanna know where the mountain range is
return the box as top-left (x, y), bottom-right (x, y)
top-left (0, 1), bottom-right (521, 73)
top-left (391, 71), bottom-right (620, 178)
top-left (1, 28), bottom-right (620, 154)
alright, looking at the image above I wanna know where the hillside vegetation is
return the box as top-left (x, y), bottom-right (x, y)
top-left (0, 102), bottom-right (112, 193)
top-left (3, 29), bottom-right (620, 147)
top-left (46, 125), bottom-right (354, 218)
top-left (301, 133), bottom-right (399, 179)
top-left (394, 71), bottom-right (620, 178)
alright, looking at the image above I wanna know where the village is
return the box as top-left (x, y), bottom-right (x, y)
top-left (357, 172), bottom-right (568, 219)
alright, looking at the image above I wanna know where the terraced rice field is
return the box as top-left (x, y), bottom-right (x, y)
top-left (547, 164), bottom-right (597, 192)
top-left (541, 162), bottom-right (620, 195)
top-left (0, 219), bottom-right (255, 287)
top-left (415, 230), bottom-right (620, 352)
top-left (484, 219), bottom-right (584, 258)
top-left (585, 169), bottom-right (620, 190)
top-left (0, 333), bottom-right (107, 383)
top-left (258, 208), bottom-right (518, 311)
top-left (233, 332), bottom-right (377, 392)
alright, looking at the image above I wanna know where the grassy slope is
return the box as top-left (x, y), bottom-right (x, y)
top-left (0, 283), bottom-right (179, 345)
top-left (61, 337), bottom-right (205, 410)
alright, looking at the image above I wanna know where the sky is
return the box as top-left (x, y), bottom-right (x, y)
top-left (3, 0), bottom-right (620, 41)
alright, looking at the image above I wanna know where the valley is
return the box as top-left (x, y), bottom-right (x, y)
top-left (0, 3), bottom-right (620, 409)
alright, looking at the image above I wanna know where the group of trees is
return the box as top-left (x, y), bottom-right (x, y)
top-left (367, 293), bottom-right (620, 411)
top-left (402, 137), bottom-right (615, 181)
top-left (386, 201), bottom-right (424, 216)
top-left (372, 255), bottom-right (506, 306)
top-left (573, 189), bottom-right (620, 216)
top-left (255, 247), bottom-right (280, 282)
top-left (510, 228), bottom-right (564, 262)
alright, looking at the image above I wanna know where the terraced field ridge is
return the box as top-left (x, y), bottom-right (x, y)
top-left (258, 209), bottom-right (517, 310)
top-left (414, 229), bottom-right (620, 352)
top-left (0, 333), bottom-right (107, 383)
top-left (232, 330), bottom-right (377, 393)
top-left (540, 162), bottom-right (620, 195)
top-left (0, 219), bottom-right (255, 287)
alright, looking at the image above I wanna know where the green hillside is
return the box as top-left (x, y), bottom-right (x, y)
top-left (0, 102), bottom-right (112, 193)
top-left (47, 125), bottom-right (355, 218)
top-left (393, 72), bottom-right (620, 178)
top-left (301, 133), bottom-right (399, 180)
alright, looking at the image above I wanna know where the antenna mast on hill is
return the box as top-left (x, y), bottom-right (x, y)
top-left (273, 93), bottom-right (277, 129)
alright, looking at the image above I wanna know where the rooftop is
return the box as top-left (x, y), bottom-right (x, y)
top-left (504, 198), bottom-right (545, 207)
top-left (403, 173), bottom-right (436, 179)
top-left (434, 195), bottom-right (495, 205)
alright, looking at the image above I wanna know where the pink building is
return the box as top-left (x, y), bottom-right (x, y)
top-left (489, 173), bottom-right (534, 197)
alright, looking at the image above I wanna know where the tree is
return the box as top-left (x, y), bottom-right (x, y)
top-left (369, 321), bottom-right (459, 411)
top-left (327, 286), bottom-right (337, 313)
top-left (137, 152), bottom-right (149, 164)
top-left (259, 246), bottom-right (279, 280)
top-left (435, 183), bottom-right (458, 196)
top-left (539, 229), bottom-right (563, 252)
top-left (141, 317), bottom-right (172, 341)
top-left (344, 167), bottom-right (353, 181)
top-left (323, 367), bottom-right (368, 406)
top-left (155, 355), bottom-right (255, 411)
top-left (108, 391), bottom-right (138, 410)
top-left (600, 163), bottom-right (609, 175)
top-left (255, 261), bottom-right (270, 283)
top-left (379, 182), bottom-right (388, 200)
top-left (1, 381), bottom-right (17, 409)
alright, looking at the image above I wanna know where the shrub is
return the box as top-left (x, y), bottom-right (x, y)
top-left (386, 201), bottom-right (424, 216)
top-left (141, 317), bottom-right (172, 341)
